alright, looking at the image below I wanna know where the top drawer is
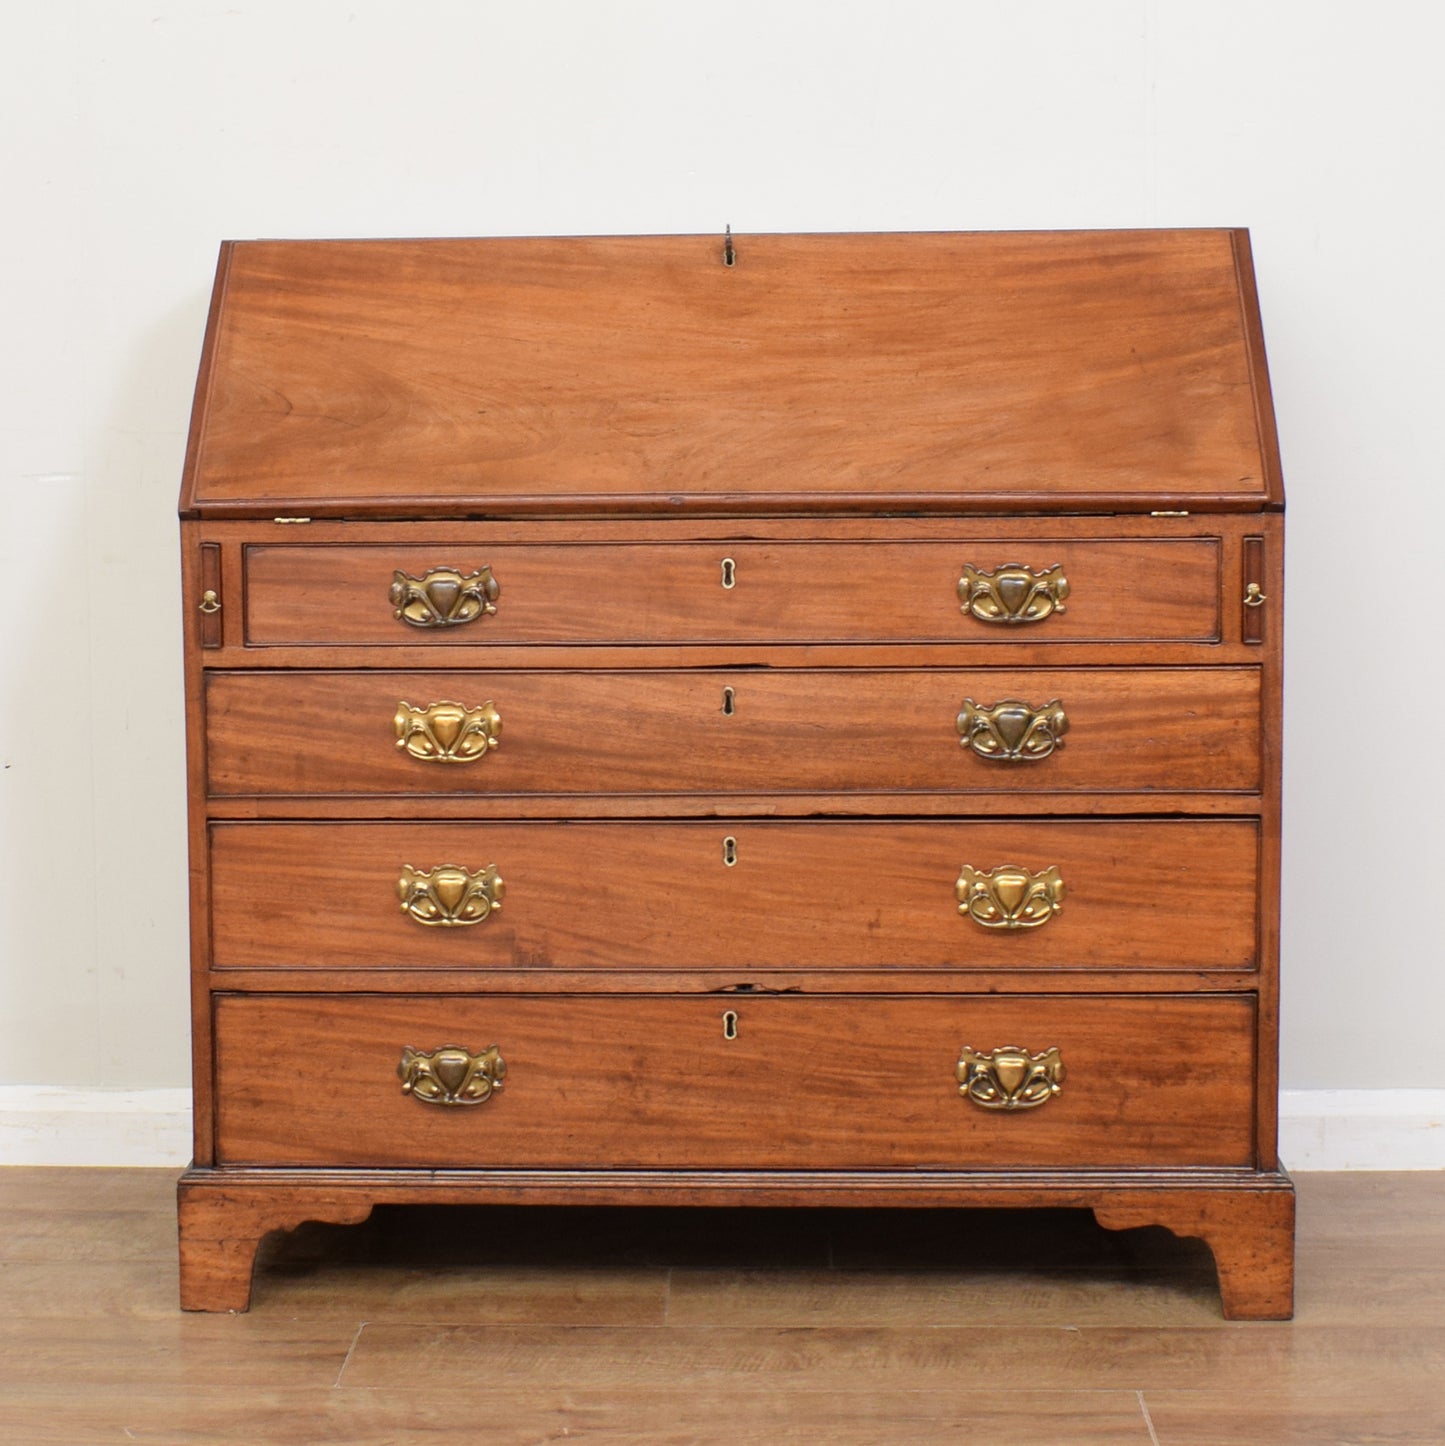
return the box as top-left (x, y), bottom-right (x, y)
top-left (242, 539), bottom-right (1222, 647)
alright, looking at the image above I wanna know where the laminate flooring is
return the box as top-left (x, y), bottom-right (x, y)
top-left (0, 1169), bottom-right (1440, 1444)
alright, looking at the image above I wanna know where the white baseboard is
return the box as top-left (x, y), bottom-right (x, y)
top-left (1, 1087), bottom-right (1442, 1171)
top-left (1279, 1089), bottom-right (1445, 1171)
top-left (0, 1087), bottom-right (193, 1167)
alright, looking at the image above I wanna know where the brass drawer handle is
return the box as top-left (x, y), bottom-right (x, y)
top-left (390, 565), bottom-right (499, 628)
top-left (958, 563), bottom-right (1069, 624)
top-left (956, 864), bottom-right (1065, 929)
top-left (399, 1044), bottom-right (506, 1106)
top-left (198, 589), bottom-right (221, 615)
top-left (957, 698), bottom-right (1068, 761)
top-left (957, 1045), bottom-right (1065, 1110)
top-left (398, 863), bottom-right (505, 926)
top-left (395, 700), bottom-right (502, 764)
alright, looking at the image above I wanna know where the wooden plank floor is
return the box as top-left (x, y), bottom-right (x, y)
top-left (0, 1170), bottom-right (1441, 1444)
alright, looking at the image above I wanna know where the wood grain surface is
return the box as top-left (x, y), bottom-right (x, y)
top-left (211, 993), bottom-right (1257, 1169)
top-left (182, 231), bottom-right (1274, 517)
top-left (243, 537), bottom-right (1222, 646)
top-left (16, 1169), bottom-right (1444, 1443)
top-left (176, 232), bottom-right (1290, 1323)
top-left (207, 817), bottom-right (1261, 972)
top-left (205, 665), bottom-right (1261, 798)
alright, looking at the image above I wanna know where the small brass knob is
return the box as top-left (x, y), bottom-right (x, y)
top-left (1243, 582), bottom-right (1267, 608)
top-left (198, 589), bottom-right (221, 615)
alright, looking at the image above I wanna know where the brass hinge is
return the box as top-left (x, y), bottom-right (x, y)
top-left (1150, 510), bottom-right (1190, 517)
top-left (273, 516), bottom-right (312, 524)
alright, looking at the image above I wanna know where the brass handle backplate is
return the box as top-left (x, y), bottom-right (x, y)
top-left (395, 700), bottom-right (502, 764)
top-left (957, 1045), bottom-right (1065, 1110)
top-left (398, 863), bottom-right (505, 926)
top-left (390, 566), bottom-right (499, 628)
top-left (958, 563), bottom-right (1069, 624)
top-left (399, 1044), bottom-right (506, 1106)
top-left (957, 699), bottom-right (1068, 761)
top-left (956, 864), bottom-right (1065, 929)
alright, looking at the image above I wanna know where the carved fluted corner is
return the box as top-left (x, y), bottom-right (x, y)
top-left (1092, 1178), bottom-right (1296, 1320)
top-left (177, 1177), bottom-right (375, 1312)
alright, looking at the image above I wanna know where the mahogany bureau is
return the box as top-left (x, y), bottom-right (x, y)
top-left (176, 229), bottom-right (1294, 1317)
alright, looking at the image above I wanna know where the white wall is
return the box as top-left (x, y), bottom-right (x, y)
top-left (1, 0), bottom-right (1442, 1095)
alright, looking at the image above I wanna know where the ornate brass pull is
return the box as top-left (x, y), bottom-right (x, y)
top-left (398, 863), bottom-right (505, 926)
top-left (394, 700), bottom-right (502, 764)
top-left (198, 589), bottom-right (221, 615)
top-left (957, 699), bottom-right (1068, 761)
top-left (390, 566), bottom-right (499, 628)
top-left (399, 1044), bottom-right (506, 1106)
top-left (958, 563), bottom-right (1069, 624)
top-left (1243, 582), bottom-right (1267, 608)
top-left (957, 1045), bottom-right (1065, 1110)
top-left (956, 864), bottom-right (1065, 929)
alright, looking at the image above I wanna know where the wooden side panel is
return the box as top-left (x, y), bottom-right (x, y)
top-left (213, 993), bottom-right (1258, 1169)
top-left (208, 819), bottom-right (1260, 972)
top-left (243, 539), bottom-right (1222, 646)
top-left (205, 666), bottom-right (1261, 799)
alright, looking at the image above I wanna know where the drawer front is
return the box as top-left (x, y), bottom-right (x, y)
top-left (209, 819), bottom-right (1259, 971)
top-left (243, 539), bottom-right (1221, 646)
top-left (213, 993), bottom-right (1257, 1169)
top-left (206, 667), bottom-right (1260, 798)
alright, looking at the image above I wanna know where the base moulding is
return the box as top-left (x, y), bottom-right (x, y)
top-left (176, 1165), bottom-right (1296, 1320)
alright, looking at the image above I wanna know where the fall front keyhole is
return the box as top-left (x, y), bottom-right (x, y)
top-left (723, 836), bottom-right (737, 867)
top-left (722, 1010), bottom-right (739, 1040)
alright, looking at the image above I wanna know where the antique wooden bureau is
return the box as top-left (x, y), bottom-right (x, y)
top-left (176, 229), bottom-right (1293, 1317)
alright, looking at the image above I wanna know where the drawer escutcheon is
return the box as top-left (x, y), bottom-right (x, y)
top-left (957, 1045), bottom-right (1065, 1110)
top-left (394, 700), bottom-right (502, 764)
top-left (390, 565), bottom-right (500, 628)
top-left (956, 864), bottom-right (1065, 929)
top-left (399, 1044), bottom-right (506, 1106)
top-left (958, 563), bottom-right (1069, 624)
top-left (957, 698), bottom-right (1068, 762)
top-left (397, 863), bottom-right (505, 926)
